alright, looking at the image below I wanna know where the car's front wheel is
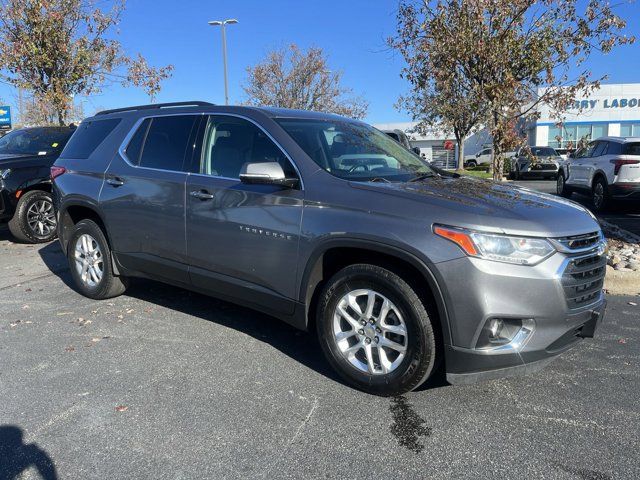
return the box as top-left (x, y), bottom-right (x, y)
top-left (67, 219), bottom-right (128, 299)
top-left (592, 177), bottom-right (610, 213)
top-left (556, 171), bottom-right (572, 198)
top-left (8, 190), bottom-right (57, 243)
top-left (316, 264), bottom-right (437, 396)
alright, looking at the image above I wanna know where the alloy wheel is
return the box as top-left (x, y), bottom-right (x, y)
top-left (332, 289), bottom-right (408, 375)
top-left (593, 182), bottom-right (604, 209)
top-left (74, 234), bottom-right (104, 287)
top-left (26, 199), bottom-right (56, 237)
top-left (556, 174), bottom-right (564, 194)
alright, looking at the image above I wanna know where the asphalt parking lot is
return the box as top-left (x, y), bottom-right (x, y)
top-left (1, 221), bottom-right (639, 479)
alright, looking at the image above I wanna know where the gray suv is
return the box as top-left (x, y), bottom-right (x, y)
top-left (52, 102), bottom-right (607, 395)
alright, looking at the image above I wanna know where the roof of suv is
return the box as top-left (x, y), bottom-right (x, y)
top-left (93, 101), bottom-right (352, 123)
top-left (596, 136), bottom-right (640, 143)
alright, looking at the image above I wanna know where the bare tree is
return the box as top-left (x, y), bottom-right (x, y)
top-left (243, 44), bottom-right (368, 119)
top-left (0, 0), bottom-right (174, 125)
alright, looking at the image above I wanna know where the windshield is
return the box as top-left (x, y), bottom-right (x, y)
top-left (276, 119), bottom-right (433, 181)
top-left (530, 147), bottom-right (558, 157)
top-left (0, 128), bottom-right (73, 156)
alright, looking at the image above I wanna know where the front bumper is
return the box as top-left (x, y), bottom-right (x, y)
top-left (434, 246), bottom-right (607, 384)
top-left (517, 162), bottom-right (559, 176)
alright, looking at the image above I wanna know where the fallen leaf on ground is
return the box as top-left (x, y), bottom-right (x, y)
top-left (629, 302), bottom-right (637, 306)
top-left (65, 346), bottom-right (75, 352)
top-left (115, 405), bottom-right (128, 412)
top-left (22, 305), bottom-right (29, 310)
top-left (618, 338), bottom-right (627, 344)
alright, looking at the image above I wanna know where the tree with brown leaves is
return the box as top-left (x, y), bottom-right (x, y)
top-left (392, 0), bottom-right (634, 180)
top-left (243, 44), bottom-right (368, 119)
top-left (0, 0), bottom-right (174, 125)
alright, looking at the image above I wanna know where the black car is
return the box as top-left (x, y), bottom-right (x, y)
top-left (0, 126), bottom-right (75, 243)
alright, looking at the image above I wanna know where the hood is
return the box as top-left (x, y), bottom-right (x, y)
top-left (518, 155), bottom-right (560, 164)
top-left (0, 152), bottom-right (54, 169)
top-left (349, 176), bottom-right (600, 238)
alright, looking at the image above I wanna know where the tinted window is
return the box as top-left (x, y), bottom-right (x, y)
top-left (62, 119), bottom-right (120, 159)
top-left (124, 119), bottom-right (150, 165)
top-left (622, 142), bottom-right (640, 155)
top-left (591, 141), bottom-right (607, 157)
top-left (202, 115), bottom-right (297, 179)
top-left (139, 116), bottom-right (197, 171)
top-left (607, 142), bottom-right (622, 155)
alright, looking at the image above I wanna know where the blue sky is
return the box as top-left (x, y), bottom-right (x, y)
top-left (1, 0), bottom-right (640, 123)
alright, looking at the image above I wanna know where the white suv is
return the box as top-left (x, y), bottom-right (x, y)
top-left (557, 136), bottom-right (640, 212)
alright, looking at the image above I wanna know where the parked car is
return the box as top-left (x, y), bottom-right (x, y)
top-left (464, 147), bottom-right (517, 168)
top-left (0, 126), bottom-right (76, 242)
top-left (53, 102), bottom-right (607, 396)
top-left (554, 147), bottom-right (575, 161)
top-left (510, 146), bottom-right (562, 180)
top-left (382, 128), bottom-right (422, 156)
top-left (557, 136), bottom-right (640, 212)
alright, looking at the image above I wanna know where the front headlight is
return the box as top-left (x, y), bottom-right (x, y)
top-left (434, 225), bottom-right (556, 265)
top-left (0, 169), bottom-right (10, 180)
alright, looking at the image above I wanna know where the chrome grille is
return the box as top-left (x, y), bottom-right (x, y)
top-left (561, 252), bottom-right (606, 309)
top-left (554, 231), bottom-right (602, 252)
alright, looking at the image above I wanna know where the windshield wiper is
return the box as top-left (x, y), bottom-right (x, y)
top-left (369, 177), bottom-right (391, 183)
top-left (408, 172), bottom-right (436, 182)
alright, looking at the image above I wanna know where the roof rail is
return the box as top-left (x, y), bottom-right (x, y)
top-left (95, 101), bottom-right (215, 116)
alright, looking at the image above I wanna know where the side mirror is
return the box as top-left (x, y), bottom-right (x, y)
top-left (412, 147), bottom-right (421, 156)
top-left (239, 162), bottom-right (299, 188)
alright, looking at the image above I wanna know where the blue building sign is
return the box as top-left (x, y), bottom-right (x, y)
top-left (0, 106), bottom-right (11, 130)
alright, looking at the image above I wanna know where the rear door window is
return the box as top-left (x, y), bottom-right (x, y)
top-left (62, 118), bottom-right (120, 159)
top-left (138, 115), bottom-right (198, 171)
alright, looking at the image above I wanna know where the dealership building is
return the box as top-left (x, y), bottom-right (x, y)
top-left (376, 83), bottom-right (640, 165)
top-left (530, 83), bottom-right (640, 148)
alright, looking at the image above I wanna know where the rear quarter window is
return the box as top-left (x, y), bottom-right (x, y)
top-left (61, 118), bottom-right (121, 159)
top-left (622, 143), bottom-right (640, 155)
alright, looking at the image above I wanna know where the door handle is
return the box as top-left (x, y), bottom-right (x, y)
top-left (190, 190), bottom-right (215, 200)
top-left (106, 177), bottom-right (125, 187)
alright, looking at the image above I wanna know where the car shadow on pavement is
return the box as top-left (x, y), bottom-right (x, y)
top-left (36, 242), bottom-right (347, 389)
top-left (0, 425), bottom-right (58, 480)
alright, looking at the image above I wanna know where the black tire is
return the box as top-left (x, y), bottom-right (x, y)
top-left (66, 219), bottom-right (128, 300)
top-left (8, 190), bottom-right (57, 244)
top-left (514, 167), bottom-right (520, 180)
top-left (466, 160), bottom-right (477, 169)
top-left (316, 264), bottom-right (437, 396)
top-left (556, 171), bottom-right (572, 198)
top-left (592, 176), bottom-right (610, 213)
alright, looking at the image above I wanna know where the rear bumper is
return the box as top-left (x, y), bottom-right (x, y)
top-left (609, 182), bottom-right (640, 200)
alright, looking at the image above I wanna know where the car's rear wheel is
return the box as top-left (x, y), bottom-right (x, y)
top-left (316, 264), bottom-right (437, 396)
top-left (466, 160), bottom-right (477, 169)
top-left (592, 177), bottom-right (610, 213)
top-left (8, 190), bottom-right (57, 243)
top-left (67, 219), bottom-right (128, 299)
top-left (556, 171), bottom-right (572, 198)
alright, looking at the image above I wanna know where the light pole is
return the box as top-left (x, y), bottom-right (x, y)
top-left (208, 19), bottom-right (238, 105)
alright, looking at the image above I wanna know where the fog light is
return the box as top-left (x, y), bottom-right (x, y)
top-left (488, 319), bottom-right (504, 339)
top-left (475, 318), bottom-right (534, 350)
